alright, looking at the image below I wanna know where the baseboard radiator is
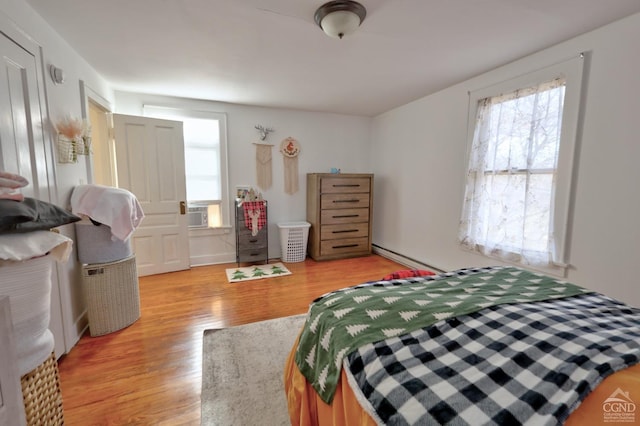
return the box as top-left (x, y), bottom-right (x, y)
top-left (372, 244), bottom-right (445, 273)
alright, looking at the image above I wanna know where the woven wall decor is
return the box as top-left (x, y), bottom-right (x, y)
top-left (253, 143), bottom-right (273, 190)
top-left (280, 137), bottom-right (300, 195)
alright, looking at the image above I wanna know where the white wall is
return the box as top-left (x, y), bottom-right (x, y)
top-left (371, 12), bottom-right (640, 307)
top-left (114, 92), bottom-right (373, 263)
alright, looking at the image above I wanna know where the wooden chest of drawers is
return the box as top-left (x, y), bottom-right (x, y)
top-left (307, 173), bottom-right (373, 261)
top-left (235, 200), bottom-right (268, 265)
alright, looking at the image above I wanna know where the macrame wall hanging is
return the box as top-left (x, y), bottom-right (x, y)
top-left (253, 125), bottom-right (274, 190)
top-left (280, 137), bottom-right (301, 195)
top-left (253, 143), bottom-right (273, 190)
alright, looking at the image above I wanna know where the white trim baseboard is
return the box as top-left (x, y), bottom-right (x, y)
top-left (190, 253), bottom-right (236, 267)
top-left (372, 245), bottom-right (445, 273)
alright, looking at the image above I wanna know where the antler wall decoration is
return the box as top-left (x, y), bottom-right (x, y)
top-left (255, 125), bottom-right (274, 141)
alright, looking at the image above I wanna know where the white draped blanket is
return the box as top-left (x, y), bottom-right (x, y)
top-left (0, 230), bottom-right (72, 262)
top-left (71, 184), bottom-right (144, 241)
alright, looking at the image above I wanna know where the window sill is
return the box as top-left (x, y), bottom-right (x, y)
top-left (459, 243), bottom-right (569, 279)
top-left (188, 225), bottom-right (232, 237)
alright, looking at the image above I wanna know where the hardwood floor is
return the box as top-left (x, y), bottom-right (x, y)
top-left (57, 255), bottom-right (404, 425)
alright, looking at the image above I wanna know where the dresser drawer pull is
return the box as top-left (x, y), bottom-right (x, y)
top-left (333, 244), bottom-right (359, 249)
top-left (249, 239), bottom-right (258, 243)
top-left (332, 214), bottom-right (359, 219)
top-left (333, 184), bottom-right (360, 188)
top-left (332, 229), bottom-right (358, 234)
top-left (333, 199), bottom-right (359, 203)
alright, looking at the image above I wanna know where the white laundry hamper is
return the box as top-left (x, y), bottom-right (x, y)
top-left (75, 221), bottom-right (133, 264)
top-left (278, 222), bottom-right (311, 263)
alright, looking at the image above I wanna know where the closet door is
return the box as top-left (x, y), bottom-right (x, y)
top-left (0, 32), bottom-right (51, 200)
top-left (0, 25), bottom-right (66, 358)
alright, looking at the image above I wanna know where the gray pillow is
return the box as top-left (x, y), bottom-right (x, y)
top-left (0, 197), bottom-right (80, 233)
top-left (0, 199), bottom-right (38, 226)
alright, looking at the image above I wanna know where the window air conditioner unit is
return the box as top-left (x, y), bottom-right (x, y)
top-left (187, 206), bottom-right (208, 228)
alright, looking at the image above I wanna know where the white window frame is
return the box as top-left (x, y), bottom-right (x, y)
top-left (461, 55), bottom-right (585, 276)
top-left (143, 105), bottom-right (231, 228)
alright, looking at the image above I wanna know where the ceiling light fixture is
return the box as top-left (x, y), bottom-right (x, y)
top-left (314, 1), bottom-right (366, 39)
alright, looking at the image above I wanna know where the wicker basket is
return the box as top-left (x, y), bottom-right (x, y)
top-left (56, 135), bottom-right (77, 164)
top-left (82, 255), bottom-right (140, 337)
top-left (20, 351), bottom-right (64, 426)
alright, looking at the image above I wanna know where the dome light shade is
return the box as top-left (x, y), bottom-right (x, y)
top-left (314, 1), bottom-right (367, 39)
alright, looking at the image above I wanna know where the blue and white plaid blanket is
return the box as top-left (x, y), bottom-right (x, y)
top-left (345, 293), bottom-right (640, 425)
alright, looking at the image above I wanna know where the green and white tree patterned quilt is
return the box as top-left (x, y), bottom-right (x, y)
top-left (294, 266), bottom-right (591, 403)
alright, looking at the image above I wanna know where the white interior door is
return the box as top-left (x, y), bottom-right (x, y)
top-left (0, 33), bottom-right (39, 198)
top-left (113, 113), bottom-right (190, 276)
top-left (0, 28), bottom-right (66, 358)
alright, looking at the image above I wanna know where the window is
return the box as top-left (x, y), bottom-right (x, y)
top-left (143, 105), bottom-right (229, 228)
top-left (459, 56), bottom-right (584, 275)
top-left (182, 118), bottom-right (220, 201)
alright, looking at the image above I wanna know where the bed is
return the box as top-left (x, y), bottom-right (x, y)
top-left (284, 266), bottom-right (640, 425)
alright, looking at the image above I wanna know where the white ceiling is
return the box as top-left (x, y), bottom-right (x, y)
top-left (25, 0), bottom-right (640, 116)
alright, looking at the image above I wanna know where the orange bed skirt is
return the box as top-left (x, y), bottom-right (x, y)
top-left (285, 336), bottom-right (640, 425)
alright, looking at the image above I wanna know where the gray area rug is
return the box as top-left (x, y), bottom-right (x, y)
top-left (201, 314), bottom-right (306, 425)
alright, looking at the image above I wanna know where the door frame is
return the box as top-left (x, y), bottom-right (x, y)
top-left (80, 79), bottom-right (113, 185)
